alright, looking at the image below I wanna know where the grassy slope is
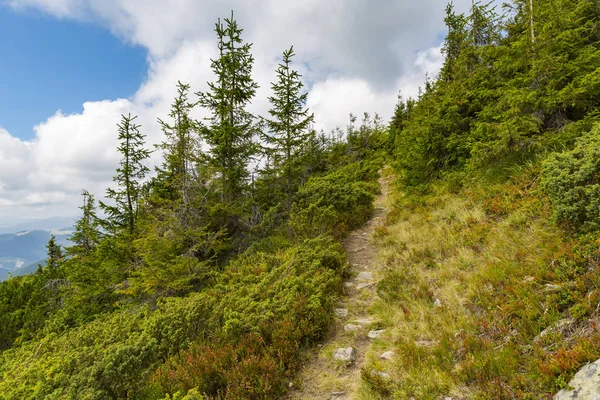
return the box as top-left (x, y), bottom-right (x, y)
top-left (359, 163), bottom-right (600, 399)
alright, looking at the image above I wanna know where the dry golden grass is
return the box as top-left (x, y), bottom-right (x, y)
top-left (361, 166), bottom-right (600, 399)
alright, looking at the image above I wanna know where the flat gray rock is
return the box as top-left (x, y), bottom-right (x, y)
top-left (368, 329), bottom-right (386, 339)
top-left (334, 308), bottom-right (349, 317)
top-left (555, 359), bottom-right (600, 399)
top-left (356, 271), bottom-right (373, 281)
top-left (344, 324), bottom-right (361, 332)
top-left (380, 351), bottom-right (395, 360)
top-left (333, 347), bottom-right (356, 363)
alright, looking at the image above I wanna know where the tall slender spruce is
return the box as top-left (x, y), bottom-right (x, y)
top-left (101, 114), bottom-right (150, 235)
top-left (198, 11), bottom-right (258, 206)
top-left (157, 82), bottom-right (199, 208)
top-left (69, 190), bottom-right (100, 256)
top-left (264, 46), bottom-right (314, 211)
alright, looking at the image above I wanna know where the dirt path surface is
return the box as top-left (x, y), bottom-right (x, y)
top-left (287, 171), bottom-right (391, 400)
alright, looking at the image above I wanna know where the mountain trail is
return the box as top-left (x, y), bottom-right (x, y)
top-left (286, 169), bottom-right (392, 400)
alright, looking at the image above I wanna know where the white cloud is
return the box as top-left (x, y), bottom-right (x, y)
top-left (0, 0), bottom-right (464, 222)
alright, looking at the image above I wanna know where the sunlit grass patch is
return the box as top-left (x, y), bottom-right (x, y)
top-left (365, 165), bottom-right (600, 398)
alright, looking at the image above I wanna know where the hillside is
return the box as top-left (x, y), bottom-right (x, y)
top-left (1, 1), bottom-right (600, 399)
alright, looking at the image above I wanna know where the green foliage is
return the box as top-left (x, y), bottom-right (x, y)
top-left (150, 235), bottom-right (346, 399)
top-left (156, 81), bottom-right (201, 206)
top-left (263, 46), bottom-right (314, 211)
top-left (391, 0), bottom-right (600, 185)
top-left (68, 190), bottom-right (101, 257)
top-left (197, 11), bottom-right (258, 207)
top-left (0, 235), bottom-right (348, 399)
top-left (0, 11), bottom-right (387, 400)
top-left (291, 160), bottom-right (379, 239)
top-left (100, 114), bottom-right (151, 235)
top-left (541, 125), bottom-right (600, 232)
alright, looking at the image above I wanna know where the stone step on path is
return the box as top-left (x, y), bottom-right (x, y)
top-left (368, 329), bottom-right (386, 339)
top-left (356, 271), bottom-right (373, 281)
top-left (334, 308), bottom-right (349, 318)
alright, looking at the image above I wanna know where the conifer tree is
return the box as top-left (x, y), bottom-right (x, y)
top-left (440, 3), bottom-right (468, 82)
top-left (156, 82), bottom-right (199, 207)
top-left (264, 46), bottom-right (314, 210)
top-left (45, 236), bottom-right (63, 270)
top-left (198, 12), bottom-right (258, 206)
top-left (69, 190), bottom-right (100, 257)
top-left (101, 114), bottom-right (150, 235)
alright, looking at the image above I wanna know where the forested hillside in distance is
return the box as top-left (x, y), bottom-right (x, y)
top-left (1, 0), bottom-right (600, 398)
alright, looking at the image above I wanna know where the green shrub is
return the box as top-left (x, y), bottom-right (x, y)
top-left (541, 124), bottom-right (600, 232)
top-left (290, 160), bottom-right (378, 238)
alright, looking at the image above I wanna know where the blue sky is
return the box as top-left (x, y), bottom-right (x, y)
top-left (0, 6), bottom-right (147, 140)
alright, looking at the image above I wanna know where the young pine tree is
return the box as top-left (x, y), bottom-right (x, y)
top-left (156, 82), bottom-right (200, 207)
top-left (197, 12), bottom-right (259, 206)
top-left (68, 190), bottom-right (100, 257)
top-left (45, 235), bottom-right (63, 270)
top-left (264, 46), bottom-right (314, 211)
top-left (100, 114), bottom-right (150, 235)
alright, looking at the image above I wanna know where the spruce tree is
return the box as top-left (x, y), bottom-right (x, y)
top-left (156, 82), bottom-right (199, 207)
top-left (100, 114), bottom-right (150, 235)
top-left (69, 190), bottom-right (100, 257)
top-left (264, 46), bottom-right (314, 211)
top-left (197, 12), bottom-right (258, 206)
top-left (45, 236), bottom-right (63, 270)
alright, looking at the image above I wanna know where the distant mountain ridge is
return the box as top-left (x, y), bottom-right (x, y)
top-left (0, 229), bottom-right (72, 282)
top-left (0, 217), bottom-right (76, 235)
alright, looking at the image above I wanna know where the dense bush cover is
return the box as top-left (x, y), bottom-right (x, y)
top-left (0, 155), bottom-right (382, 399)
top-left (0, 235), bottom-right (347, 399)
top-left (290, 160), bottom-right (380, 239)
top-left (389, 0), bottom-right (600, 185)
top-left (542, 124), bottom-right (600, 232)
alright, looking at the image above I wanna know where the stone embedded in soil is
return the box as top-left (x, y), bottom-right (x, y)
top-left (370, 370), bottom-right (391, 380)
top-left (334, 308), bottom-right (349, 317)
top-left (368, 329), bottom-right (386, 339)
top-left (333, 347), bottom-right (356, 363)
top-left (434, 298), bottom-right (443, 308)
top-left (331, 392), bottom-right (346, 397)
top-left (356, 271), bottom-right (373, 281)
top-left (344, 324), bottom-right (361, 332)
top-left (380, 351), bottom-right (395, 360)
top-left (343, 282), bottom-right (355, 288)
top-left (555, 358), bottom-right (600, 399)
top-left (536, 318), bottom-right (575, 341)
top-left (544, 284), bottom-right (563, 293)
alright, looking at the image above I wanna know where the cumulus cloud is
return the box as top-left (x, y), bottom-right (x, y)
top-left (0, 0), bottom-right (468, 222)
